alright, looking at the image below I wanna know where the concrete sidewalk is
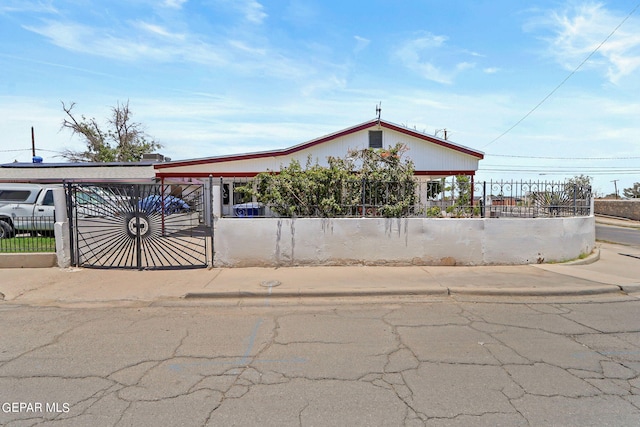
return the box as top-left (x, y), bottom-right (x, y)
top-left (0, 242), bottom-right (638, 306)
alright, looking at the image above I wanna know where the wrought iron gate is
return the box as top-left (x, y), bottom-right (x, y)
top-left (67, 182), bottom-right (212, 269)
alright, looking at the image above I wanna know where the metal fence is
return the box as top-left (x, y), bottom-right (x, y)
top-left (67, 182), bottom-right (211, 270)
top-left (218, 177), bottom-right (592, 219)
top-left (0, 216), bottom-right (56, 252)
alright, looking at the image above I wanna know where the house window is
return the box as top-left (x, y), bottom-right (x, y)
top-left (369, 130), bottom-right (383, 148)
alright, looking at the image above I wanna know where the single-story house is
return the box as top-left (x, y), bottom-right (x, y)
top-left (153, 118), bottom-right (484, 215)
top-left (1, 119), bottom-right (484, 217)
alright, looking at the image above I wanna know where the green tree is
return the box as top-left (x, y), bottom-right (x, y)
top-left (565, 175), bottom-right (592, 199)
top-left (239, 143), bottom-right (417, 217)
top-left (443, 175), bottom-right (473, 217)
top-left (60, 101), bottom-right (162, 162)
top-left (623, 182), bottom-right (640, 198)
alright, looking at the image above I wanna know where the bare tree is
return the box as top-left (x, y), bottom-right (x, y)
top-left (60, 101), bottom-right (162, 162)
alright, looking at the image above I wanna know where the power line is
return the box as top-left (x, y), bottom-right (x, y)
top-left (480, 169), bottom-right (640, 175)
top-left (483, 1), bottom-right (640, 149)
top-left (482, 164), bottom-right (640, 169)
top-left (0, 148), bottom-right (64, 154)
top-left (486, 153), bottom-right (640, 160)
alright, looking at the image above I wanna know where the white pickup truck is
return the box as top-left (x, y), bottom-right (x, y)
top-left (0, 184), bottom-right (58, 238)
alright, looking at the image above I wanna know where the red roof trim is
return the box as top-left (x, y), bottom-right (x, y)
top-left (154, 120), bottom-right (378, 169)
top-left (156, 170), bottom-right (476, 179)
top-left (414, 170), bottom-right (477, 176)
top-left (155, 119), bottom-right (483, 169)
top-left (380, 122), bottom-right (484, 159)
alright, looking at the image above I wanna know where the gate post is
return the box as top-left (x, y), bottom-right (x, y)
top-left (53, 187), bottom-right (71, 268)
top-left (65, 183), bottom-right (77, 267)
top-left (209, 175), bottom-right (217, 267)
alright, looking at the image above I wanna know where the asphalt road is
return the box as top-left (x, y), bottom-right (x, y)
top-left (1, 295), bottom-right (639, 426)
top-left (596, 224), bottom-right (640, 247)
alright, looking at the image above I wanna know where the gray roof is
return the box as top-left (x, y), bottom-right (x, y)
top-left (1, 161), bottom-right (156, 168)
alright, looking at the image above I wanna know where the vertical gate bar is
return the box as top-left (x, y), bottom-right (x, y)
top-left (209, 175), bottom-right (215, 267)
top-left (134, 185), bottom-right (142, 270)
top-left (220, 177), bottom-right (224, 217)
top-left (482, 181), bottom-right (486, 218)
top-left (470, 174), bottom-right (475, 216)
top-left (161, 176), bottom-right (166, 236)
top-left (361, 177), bottom-right (366, 217)
top-left (65, 182), bottom-right (76, 267)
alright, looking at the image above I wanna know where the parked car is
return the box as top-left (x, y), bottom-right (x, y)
top-left (74, 187), bottom-right (130, 217)
top-left (138, 195), bottom-right (190, 215)
top-left (0, 183), bottom-right (58, 238)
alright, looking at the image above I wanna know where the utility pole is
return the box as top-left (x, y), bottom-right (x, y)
top-left (611, 179), bottom-right (619, 199)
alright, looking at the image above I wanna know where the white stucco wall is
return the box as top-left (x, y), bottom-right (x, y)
top-left (213, 216), bottom-right (595, 267)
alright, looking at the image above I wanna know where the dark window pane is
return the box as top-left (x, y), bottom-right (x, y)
top-left (42, 190), bottom-right (55, 206)
top-left (0, 190), bottom-right (31, 201)
top-left (369, 130), bottom-right (383, 148)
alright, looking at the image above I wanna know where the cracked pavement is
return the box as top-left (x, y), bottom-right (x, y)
top-left (0, 294), bottom-right (639, 426)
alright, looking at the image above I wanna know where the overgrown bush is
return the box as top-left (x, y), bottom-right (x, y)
top-left (238, 143), bottom-right (417, 218)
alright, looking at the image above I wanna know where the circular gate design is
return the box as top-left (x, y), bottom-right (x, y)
top-left (126, 214), bottom-right (151, 238)
top-left (71, 183), bottom-right (209, 269)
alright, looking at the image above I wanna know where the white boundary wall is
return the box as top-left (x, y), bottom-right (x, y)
top-left (213, 216), bottom-right (595, 267)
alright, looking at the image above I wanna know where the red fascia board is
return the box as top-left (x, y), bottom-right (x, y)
top-left (380, 122), bottom-right (484, 159)
top-left (154, 120), bottom-right (379, 170)
top-left (154, 119), bottom-right (483, 170)
top-left (156, 172), bottom-right (261, 178)
top-left (414, 170), bottom-right (477, 176)
top-left (156, 170), bottom-right (476, 179)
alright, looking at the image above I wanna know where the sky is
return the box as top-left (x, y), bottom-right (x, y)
top-left (1, 0), bottom-right (639, 197)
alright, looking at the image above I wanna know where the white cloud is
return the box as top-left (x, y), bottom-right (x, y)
top-left (24, 20), bottom-right (228, 64)
top-left (228, 39), bottom-right (266, 56)
top-left (394, 32), bottom-right (476, 84)
top-left (483, 67), bottom-right (500, 74)
top-left (238, 0), bottom-right (267, 24)
top-left (136, 21), bottom-right (186, 41)
top-left (395, 33), bottom-right (451, 84)
top-left (354, 35), bottom-right (370, 53)
top-left (22, 16), bottom-right (317, 82)
top-left (163, 0), bottom-right (187, 9)
top-left (283, 0), bottom-right (318, 26)
top-left (529, 2), bottom-right (640, 84)
top-left (0, 0), bottom-right (57, 14)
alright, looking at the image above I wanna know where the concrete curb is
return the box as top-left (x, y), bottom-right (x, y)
top-left (557, 248), bottom-right (600, 266)
top-left (182, 284), bottom-right (622, 299)
top-left (0, 253), bottom-right (57, 268)
top-left (595, 216), bottom-right (640, 228)
top-left (447, 285), bottom-right (621, 297)
top-left (620, 283), bottom-right (640, 294)
top-left (183, 288), bottom-right (449, 299)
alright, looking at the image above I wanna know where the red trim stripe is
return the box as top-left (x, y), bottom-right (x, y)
top-left (380, 122), bottom-right (484, 159)
top-left (156, 170), bottom-right (476, 179)
top-left (154, 119), bottom-right (483, 169)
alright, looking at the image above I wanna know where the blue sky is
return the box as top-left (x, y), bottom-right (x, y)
top-left (1, 0), bottom-right (639, 196)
